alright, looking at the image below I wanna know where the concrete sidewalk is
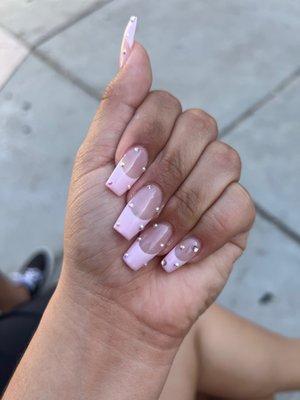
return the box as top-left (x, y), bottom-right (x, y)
top-left (1, 1), bottom-right (300, 395)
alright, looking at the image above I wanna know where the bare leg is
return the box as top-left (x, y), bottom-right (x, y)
top-left (196, 304), bottom-right (300, 398)
top-left (160, 304), bottom-right (300, 400)
top-left (0, 272), bottom-right (30, 313)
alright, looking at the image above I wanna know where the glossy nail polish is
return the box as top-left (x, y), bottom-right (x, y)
top-left (106, 146), bottom-right (148, 196)
top-left (123, 222), bottom-right (173, 271)
top-left (119, 16), bottom-right (137, 68)
top-left (161, 237), bottom-right (201, 273)
top-left (114, 184), bottom-right (163, 240)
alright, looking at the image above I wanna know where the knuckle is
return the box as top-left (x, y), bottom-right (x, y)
top-left (184, 108), bottom-right (218, 131)
top-left (140, 117), bottom-right (165, 141)
top-left (149, 90), bottom-right (182, 112)
top-left (102, 79), bottom-right (119, 102)
top-left (233, 184), bottom-right (256, 228)
top-left (182, 109), bottom-right (218, 140)
top-left (204, 183), bottom-right (255, 238)
top-left (212, 142), bottom-right (241, 173)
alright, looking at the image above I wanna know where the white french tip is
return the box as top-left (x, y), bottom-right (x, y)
top-left (114, 206), bottom-right (150, 240)
top-left (123, 240), bottom-right (154, 271)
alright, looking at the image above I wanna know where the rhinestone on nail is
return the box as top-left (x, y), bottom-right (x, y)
top-left (139, 224), bottom-right (144, 230)
top-left (179, 244), bottom-right (185, 250)
top-left (107, 181), bottom-right (113, 185)
top-left (147, 185), bottom-right (152, 190)
top-left (161, 259), bottom-right (166, 267)
top-left (154, 223), bottom-right (158, 228)
top-left (134, 147), bottom-right (139, 152)
top-left (127, 184), bottom-right (131, 190)
top-left (129, 202), bottom-right (134, 208)
top-left (160, 243), bottom-right (164, 248)
top-left (155, 206), bottom-right (160, 212)
top-left (174, 262), bottom-right (180, 268)
top-left (115, 222), bottom-right (120, 227)
top-left (120, 161), bottom-right (125, 167)
top-left (137, 236), bottom-right (142, 241)
top-left (142, 166), bottom-right (146, 171)
top-left (130, 16), bottom-right (136, 22)
top-left (193, 245), bottom-right (199, 253)
top-left (124, 253), bottom-right (129, 258)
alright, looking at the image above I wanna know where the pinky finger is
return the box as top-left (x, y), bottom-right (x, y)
top-left (161, 183), bottom-right (255, 273)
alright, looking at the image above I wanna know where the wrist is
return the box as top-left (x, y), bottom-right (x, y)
top-left (48, 267), bottom-right (179, 398)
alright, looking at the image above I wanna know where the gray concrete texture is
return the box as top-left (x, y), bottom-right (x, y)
top-left (1, 1), bottom-right (300, 396)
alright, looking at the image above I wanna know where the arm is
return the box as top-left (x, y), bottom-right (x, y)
top-left (4, 279), bottom-right (176, 400)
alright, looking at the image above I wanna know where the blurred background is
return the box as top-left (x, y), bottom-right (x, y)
top-left (1, 0), bottom-right (300, 382)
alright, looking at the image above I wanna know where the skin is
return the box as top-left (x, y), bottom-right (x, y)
top-left (4, 43), bottom-right (255, 399)
top-left (161, 304), bottom-right (300, 400)
top-left (0, 272), bottom-right (30, 313)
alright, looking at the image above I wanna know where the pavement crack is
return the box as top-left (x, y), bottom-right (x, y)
top-left (255, 201), bottom-right (300, 246)
top-left (220, 66), bottom-right (300, 138)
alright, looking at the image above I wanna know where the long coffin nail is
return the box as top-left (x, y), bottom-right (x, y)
top-left (119, 16), bottom-right (137, 68)
top-left (123, 222), bottom-right (173, 271)
top-left (106, 146), bottom-right (148, 196)
top-left (114, 184), bottom-right (163, 240)
top-left (161, 237), bottom-right (201, 273)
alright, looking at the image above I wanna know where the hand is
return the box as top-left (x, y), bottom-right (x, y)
top-left (61, 39), bottom-right (255, 349)
top-left (3, 19), bottom-right (256, 400)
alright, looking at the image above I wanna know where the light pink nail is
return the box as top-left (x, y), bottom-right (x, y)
top-left (114, 184), bottom-right (162, 240)
top-left (123, 222), bottom-right (173, 271)
top-left (119, 16), bottom-right (137, 68)
top-left (106, 146), bottom-right (148, 196)
top-left (161, 237), bottom-right (201, 273)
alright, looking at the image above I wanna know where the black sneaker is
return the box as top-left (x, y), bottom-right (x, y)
top-left (11, 249), bottom-right (53, 297)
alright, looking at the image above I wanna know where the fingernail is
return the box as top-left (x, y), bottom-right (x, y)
top-left (106, 146), bottom-right (148, 196)
top-left (114, 184), bottom-right (163, 240)
top-left (123, 222), bottom-right (173, 271)
top-left (161, 237), bottom-right (201, 273)
top-left (119, 16), bottom-right (137, 68)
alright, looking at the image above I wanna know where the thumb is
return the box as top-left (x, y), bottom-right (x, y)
top-left (80, 17), bottom-right (152, 168)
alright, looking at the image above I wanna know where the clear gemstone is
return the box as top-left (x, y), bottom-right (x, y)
top-left (193, 246), bottom-right (199, 253)
top-left (174, 262), bottom-right (180, 267)
top-left (161, 259), bottom-right (166, 267)
top-left (179, 244), bottom-right (185, 250)
top-left (129, 202), bottom-right (134, 208)
top-left (124, 253), bottom-right (129, 258)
